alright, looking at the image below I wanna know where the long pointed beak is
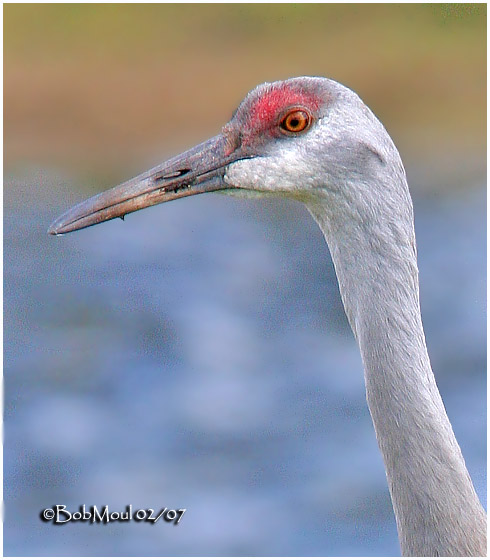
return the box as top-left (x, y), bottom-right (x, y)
top-left (48, 132), bottom-right (244, 235)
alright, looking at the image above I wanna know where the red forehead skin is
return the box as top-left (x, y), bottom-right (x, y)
top-left (247, 84), bottom-right (322, 130)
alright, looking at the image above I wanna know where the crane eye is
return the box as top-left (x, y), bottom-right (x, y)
top-left (280, 109), bottom-right (311, 134)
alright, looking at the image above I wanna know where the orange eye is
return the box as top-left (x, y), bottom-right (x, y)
top-left (280, 109), bottom-right (311, 134)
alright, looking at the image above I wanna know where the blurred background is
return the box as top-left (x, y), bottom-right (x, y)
top-left (4, 4), bottom-right (486, 556)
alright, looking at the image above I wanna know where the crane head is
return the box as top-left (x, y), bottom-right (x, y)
top-left (48, 77), bottom-right (393, 235)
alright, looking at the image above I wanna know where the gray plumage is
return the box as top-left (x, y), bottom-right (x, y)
top-left (49, 77), bottom-right (487, 556)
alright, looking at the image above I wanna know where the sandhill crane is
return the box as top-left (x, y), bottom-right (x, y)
top-left (49, 77), bottom-right (486, 556)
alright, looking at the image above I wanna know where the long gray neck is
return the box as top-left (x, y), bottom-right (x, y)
top-left (306, 176), bottom-right (486, 556)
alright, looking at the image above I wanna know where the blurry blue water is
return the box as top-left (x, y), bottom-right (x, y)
top-left (4, 169), bottom-right (486, 556)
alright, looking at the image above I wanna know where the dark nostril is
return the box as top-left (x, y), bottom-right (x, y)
top-left (153, 168), bottom-right (191, 184)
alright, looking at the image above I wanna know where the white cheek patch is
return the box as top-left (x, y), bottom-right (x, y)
top-left (224, 158), bottom-right (269, 190)
top-left (225, 149), bottom-right (308, 194)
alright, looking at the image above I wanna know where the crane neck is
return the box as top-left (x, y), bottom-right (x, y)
top-left (305, 177), bottom-right (486, 556)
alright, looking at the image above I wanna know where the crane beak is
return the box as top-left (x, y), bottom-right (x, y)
top-left (48, 132), bottom-right (246, 235)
